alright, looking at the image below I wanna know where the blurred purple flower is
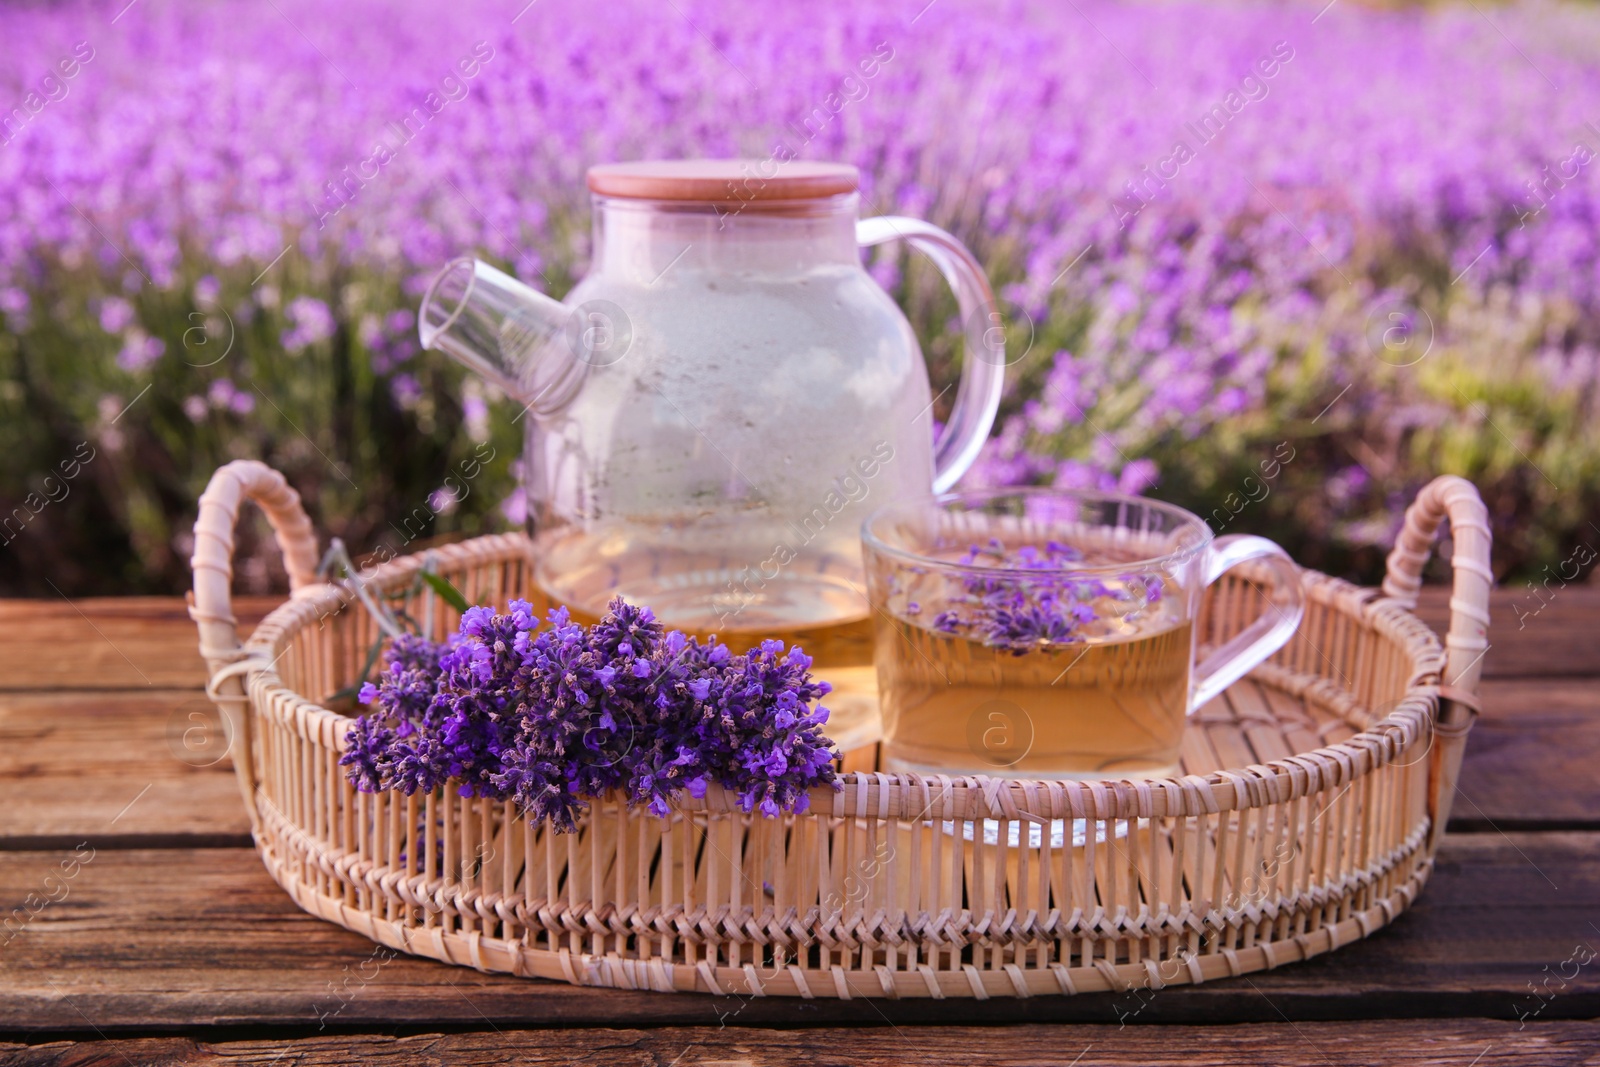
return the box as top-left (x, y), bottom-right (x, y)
top-left (500, 485), bottom-right (527, 526)
top-left (1117, 459), bottom-right (1159, 495)
top-left (1327, 464), bottom-right (1371, 507)
top-left (390, 372), bottom-right (422, 408)
top-left (116, 332), bottom-right (165, 372)
top-left (281, 296), bottom-right (336, 352)
top-left (428, 486), bottom-right (459, 514)
top-left (208, 379), bottom-right (254, 415)
top-left (358, 313), bottom-right (383, 348)
top-left (99, 298), bottom-right (135, 334)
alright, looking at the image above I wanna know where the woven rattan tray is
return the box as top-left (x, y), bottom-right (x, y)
top-left (191, 465), bottom-right (1490, 999)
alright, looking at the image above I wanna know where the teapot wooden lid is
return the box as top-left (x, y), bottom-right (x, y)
top-left (587, 159), bottom-right (859, 202)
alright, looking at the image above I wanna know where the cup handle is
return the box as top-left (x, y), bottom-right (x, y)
top-left (1190, 534), bottom-right (1306, 712)
top-left (857, 216), bottom-right (1006, 493)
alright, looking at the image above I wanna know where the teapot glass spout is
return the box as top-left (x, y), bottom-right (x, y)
top-left (418, 258), bottom-right (583, 415)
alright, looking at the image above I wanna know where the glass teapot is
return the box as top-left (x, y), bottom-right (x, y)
top-left (419, 160), bottom-right (1003, 661)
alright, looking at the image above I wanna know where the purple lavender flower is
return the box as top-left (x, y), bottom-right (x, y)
top-left (624, 635), bottom-right (835, 820)
top-left (499, 486), bottom-right (528, 526)
top-left (98, 298), bottom-right (135, 334)
top-left (925, 541), bottom-right (1160, 654)
top-left (341, 597), bottom-right (838, 831)
top-left (389, 373), bottom-right (422, 409)
top-left (342, 633), bottom-right (450, 793)
top-left (115, 332), bottom-right (165, 373)
top-left (281, 296), bottom-right (336, 352)
top-left (207, 379), bottom-right (255, 415)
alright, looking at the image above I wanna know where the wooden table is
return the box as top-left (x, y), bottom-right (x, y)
top-left (2, 588), bottom-right (1598, 1064)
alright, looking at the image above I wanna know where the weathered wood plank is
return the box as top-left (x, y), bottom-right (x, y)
top-left (0, 833), bottom-right (1594, 1031)
top-left (1, 1019), bottom-right (1594, 1066)
top-left (1414, 584), bottom-right (1600, 679)
top-left (0, 597), bottom-right (277, 692)
top-left (1456, 678), bottom-right (1600, 830)
top-left (0, 585), bottom-right (1587, 697)
top-left (0, 691), bottom-right (249, 847)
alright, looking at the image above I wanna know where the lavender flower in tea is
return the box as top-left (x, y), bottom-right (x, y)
top-left (928, 540), bottom-right (1166, 654)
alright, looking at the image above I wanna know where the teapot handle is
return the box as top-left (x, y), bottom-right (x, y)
top-left (857, 216), bottom-right (1006, 493)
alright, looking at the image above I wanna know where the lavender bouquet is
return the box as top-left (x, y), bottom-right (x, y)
top-left (340, 597), bottom-right (839, 830)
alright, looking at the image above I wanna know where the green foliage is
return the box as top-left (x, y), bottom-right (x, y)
top-left (0, 256), bottom-right (520, 596)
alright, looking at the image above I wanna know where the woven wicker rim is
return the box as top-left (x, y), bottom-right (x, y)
top-left (239, 532), bottom-right (1443, 822)
top-left (190, 464), bottom-right (1491, 999)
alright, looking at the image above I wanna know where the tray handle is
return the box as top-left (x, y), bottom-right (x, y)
top-left (1380, 474), bottom-right (1492, 848)
top-left (188, 460), bottom-right (322, 836)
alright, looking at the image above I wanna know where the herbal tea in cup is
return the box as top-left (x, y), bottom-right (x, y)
top-left (861, 489), bottom-right (1305, 779)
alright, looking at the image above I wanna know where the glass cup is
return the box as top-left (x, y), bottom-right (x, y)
top-left (861, 488), bottom-right (1305, 779)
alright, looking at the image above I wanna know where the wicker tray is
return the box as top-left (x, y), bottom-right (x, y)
top-left (190, 464), bottom-right (1491, 999)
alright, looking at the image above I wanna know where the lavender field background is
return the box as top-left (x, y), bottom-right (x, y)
top-left (1, 0), bottom-right (1596, 597)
